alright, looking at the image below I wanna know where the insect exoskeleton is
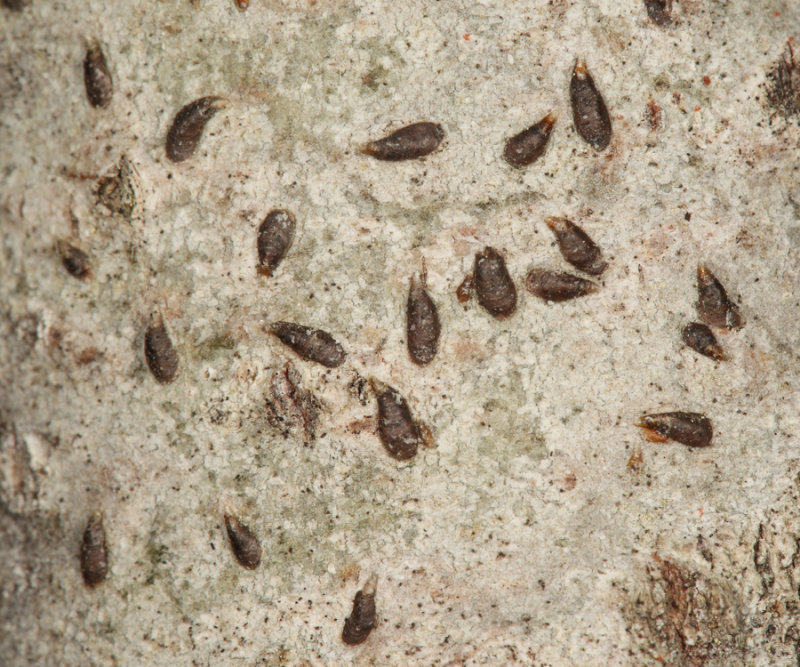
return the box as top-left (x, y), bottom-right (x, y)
top-left (524, 268), bottom-right (598, 302)
top-left (472, 246), bottom-right (517, 319)
top-left (83, 39), bottom-right (113, 109)
top-left (681, 322), bottom-right (726, 360)
top-left (544, 217), bottom-right (607, 275)
top-left (257, 209), bottom-right (295, 277)
top-left (637, 412), bottom-right (713, 448)
top-left (224, 515), bottom-right (261, 570)
top-left (165, 96), bottom-right (228, 162)
top-left (503, 112), bottom-right (557, 168)
top-left (645, 0), bottom-right (673, 26)
top-left (81, 512), bottom-right (108, 587)
top-left (342, 573), bottom-right (378, 645)
top-left (696, 264), bottom-right (743, 331)
top-left (407, 264), bottom-right (440, 365)
top-left (570, 60), bottom-right (612, 150)
top-left (57, 240), bottom-right (92, 280)
top-left (360, 122), bottom-right (444, 161)
top-left (144, 314), bottom-right (179, 383)
top-left (268, 322), bottom-right (346, 368)
top-left (372, 380), bottom-right (427, 460)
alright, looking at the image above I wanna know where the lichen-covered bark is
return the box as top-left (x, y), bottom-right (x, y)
top-left (2, 1), bottom-right (800, 664)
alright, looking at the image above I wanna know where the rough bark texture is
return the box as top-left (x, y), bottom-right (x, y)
top-left (2, 1), bottom-right (800, 665)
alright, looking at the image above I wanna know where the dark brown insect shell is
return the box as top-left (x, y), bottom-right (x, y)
top-left (84, 39), bottom-right (113, 109)
top-left (681, 322), bottom-right (726, 361)
top-left (57, 240), bottom-right (92, 280)
top-left (456, 273), bottom-right (474, 304)
top-left (407, 267), bottom-right (440, 366)
top-left (81, 512), bottom-right (108, 587)
top-left (360, 122), bottom-right (445, 161)
top-left (570, 60), bottom-right (612, 151)
top-left (224, 515), bottom-right (261, 569)
top-left (524, 268), bottom-right (598, 302)
top-left (2, 0), bottom-right (31, 12)
top-left (473, 246), bottom-right (517, 319)
top-left (503, 112), bottom-right (557, 168)
top-left (165, 96), bottom-right (228, 163)
top-left (234, 0), bottom-right (249, 9)
top-left (696, 264), bottom-right (743, 331)
top-left (257, 209), bottom-right (296, 278)
top-left (637, 411), bottom-right (713, 448)
top-left (645, 0), bottom-right (673, 26)
top-left (144, 314), bottom-right (179, 383)
top-left (544, 217), bottom-right (607, 276)
top-left (269, 321), bottom-right (346, 368)
top-left (372, 379), bottom-right (424, 460)
top-left (342, 573), bottom-right (378, 645)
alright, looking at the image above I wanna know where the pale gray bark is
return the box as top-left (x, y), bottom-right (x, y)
top-left (2, 1), bottom-right (800, 664)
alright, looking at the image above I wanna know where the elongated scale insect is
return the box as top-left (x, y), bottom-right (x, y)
top-left (145, 315), bottom-right (179, 383)
top-left (361, 122), bottom-right (444, 161)
top-left (57, 241), bottom-right (92, 280)
top-left (81, 512), bottom-right (108, 587)
top-left (682, 322), bottom-right (726, 360)
top-left (257, 209), bottom-right (295, 277)
top-left (373, 380), bottom-right (425, 460)
top-left (503, 112), bottom-right (557, 168)
top-left (545, 217), bottom-right (607, 275)
top-left (474, 247), bottom-right (517, 319)
top-left (696, 264), bottom-right (743, 330)
top-left (165, 96), bottom-right (227, 162)
top-left (637, 412), bottom-right (713, 448)
top-left (84, 40), bottom-right (113, 109)
top-left (645, 0), bottom-right (673, 26)
top-left (407, 267), bottom-right (440, 365)
top-left (269, 322), bottom-right (346, 368)
top-left (570, 61), bottom-right (612, 150)
top-left (525, 268), bottom-right (597, 302)
top-left (224, 515), bottom-right (261, 569)
top-left (342, 574), bottom-right (378, 645)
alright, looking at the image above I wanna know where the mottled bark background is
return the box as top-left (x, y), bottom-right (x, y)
top-left (2, 0), bottom-right (800, 665)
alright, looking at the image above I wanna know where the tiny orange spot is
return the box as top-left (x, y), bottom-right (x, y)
top-left (698, 507), bottom-right (704, 518)
top-left (703, 76), bottom-right (711, 86)
top-left (774, 11), bottom-right (781, 17)
top-left (615, 113), bottom-right (625, 120)
top-left (790, 36), bottom-right (794, 43)
top-left (464, 33), bottom-right (470, 40)
top-left (694, 106), bottom-right (701, 112)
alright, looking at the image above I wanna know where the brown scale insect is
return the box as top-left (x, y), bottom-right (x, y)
top-left (83, 40), bottom-right (113, 109)
top-left (269, 322), bottom-right (346, 368)
top-left (144, 315), bottom-right (179, 383)
top-left (165, 96), bottom-right (227, 162)
top-left (682, 322), bottom-right (726, 361)
top-left (637, 412), bottom-right (713, 448)
top-left (544, 217), bottom-right (607, 275)
top-left (360, 122), bottom-right (444, 161)
top-left (224, 515), bottom-right (261, 570)
top-left (645, 0), bottom-right (673, 26)
top-left (570, 61), bottom-right (612, 150)
top-left (342, 574), bottom-right (378, 645)
top-left (407, 264), bottom-right (440, 365)
top-left (257, 209), bottom-right (295, 277)
top-left (2, 0), bottom-right (31, 11)
top-left (57, 241), bottom-right (92, 280)
top-left (473, 246), bottom-right (517, 319)
top-left (696, 264), bottom-right (743, 331)
top-left (81, 512), bottom-right (108, 587)
top-left (503, 112), bottom-right (557, 168)
top-left (234, 0), bottom-right (249, 9)
top-left (524, 268), bottom-right (597, 302)
top-left (373, 380), bottom-right (429, 460)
